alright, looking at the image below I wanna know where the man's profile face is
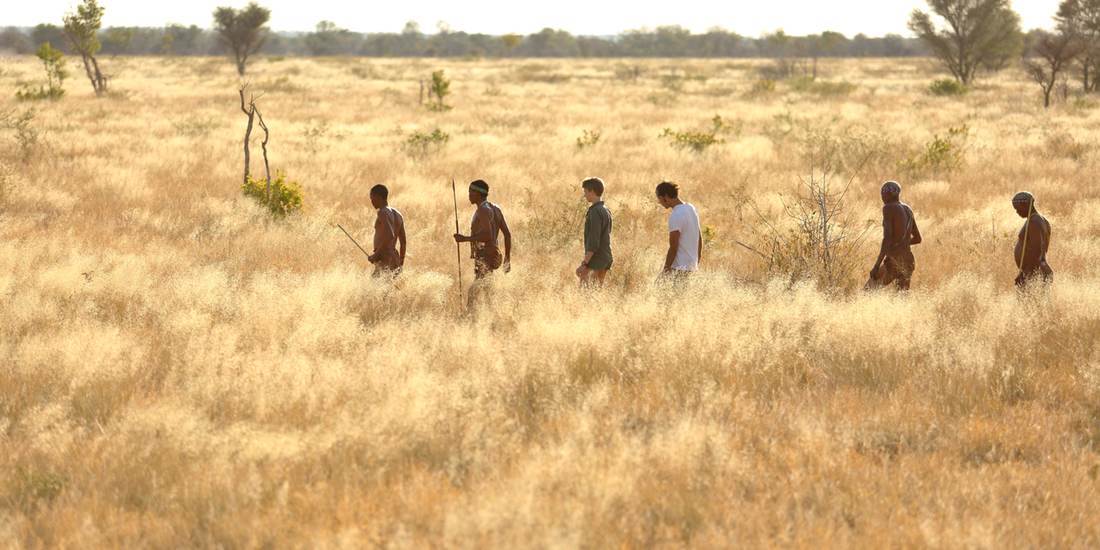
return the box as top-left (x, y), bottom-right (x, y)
top-left (656, 195), bottom-right (672, 209)
top-left (468, 190), bottom-right (479, 204)
top-left (583, 188), bottom-right (599, 203)
top-left (370, 193), bottom-right (383, 209)
top-left (1014, 202), bottom-right (1031, 218)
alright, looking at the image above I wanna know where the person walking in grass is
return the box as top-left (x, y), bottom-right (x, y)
top-left (453, 180), bottom-right (512, 306)
top-left (1012, 191), bottom-right (1053, 289)
top-left (576, 177), bottom-right (613, 287)
top-left (655, 181), bottom-right (701, 280)
top-left (868, 181), bottom-right (922, 291)
top-left (367, 184), bottom-right (406, 278)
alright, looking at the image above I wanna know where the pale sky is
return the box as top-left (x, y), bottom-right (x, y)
top-left (3, 0), bottom-right (1062, 36)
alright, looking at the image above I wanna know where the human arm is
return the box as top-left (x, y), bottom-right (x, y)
top-left (909, 212), bottom-right (922, 245)
top-left (368, 211), bottom-right (387, 263)
top-left (499, 210), bottom-right (512, 270)
top-left (397, 217), bottom-right (407, 265)
top-left (871, 205), bottom-right (895, 277)
top-left (665, 231), bottom-right (680, 272)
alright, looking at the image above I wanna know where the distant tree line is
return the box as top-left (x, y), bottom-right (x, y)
top-left (0, 23), bottom-right (929, 58)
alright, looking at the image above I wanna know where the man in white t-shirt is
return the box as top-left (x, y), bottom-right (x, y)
top-left (655, 181), bottom-right (701, 277)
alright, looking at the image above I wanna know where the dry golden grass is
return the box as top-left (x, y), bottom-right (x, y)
top-left (1, 56), bottom-right (1100, 547)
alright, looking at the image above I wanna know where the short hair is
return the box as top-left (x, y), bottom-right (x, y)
top-left (1012, 191), bottom-right (1035, 207)
top-left (655, 181), bottom-right (679, 199)
top-left (881, 181), bottom-right (901, 195)
top-left (370, 184), bottom-right (388, 199)
top-left (582, 177), bottom-right (605, 197)
top-left (469, 179), bottom-right (490, 196)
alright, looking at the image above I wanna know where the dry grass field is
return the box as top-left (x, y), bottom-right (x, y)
top-left (2, 55), bottom-right (1100, 547)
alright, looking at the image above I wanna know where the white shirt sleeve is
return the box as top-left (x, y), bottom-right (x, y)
top-left (669, 207), bottom-right (683, 233)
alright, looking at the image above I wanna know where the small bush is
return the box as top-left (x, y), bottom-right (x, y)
top-left (576, 129), bottom-right (601, 150)
top-left (260, 75), bottom-right (303, 93)
top-left (403, 128), bottom-right (450, 158)
top-left (929, 79), bottom-right (967, 97)
top-left (790, 76), bottom-right (856, 97)
top-left (242, 171), bottom-right (303, 217)
top-left (900, 124), bottom-right (969, 177)
top-left (646, 92), bottom-right (678, 107)
top-left (15, 86), bottom-right (64, 102)
top-left (0, 108), bottom-right (40, 163)
top-left (303, 120), bottom-right (344, 155)
top-left (745, 79), bottom-right (777, 98)
top-left (172, 116), bottom-right (219, 138)
top-left (613, 64), bottom-right (643, 83)
top-left (428, 70), bottom-right (452, 111)
top-left (660, 115), bottom-right (737, 153)
top-left (15, 43), bottom-right (67, 101)
top-left (350, 65), bottom-right (376, 80)
top-left (1042, 131), bottom-right (1089, 161)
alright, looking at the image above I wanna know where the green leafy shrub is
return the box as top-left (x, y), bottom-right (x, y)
top-left (0, 108), bottom-right (40, 163)
top-left (428, 70), bottom-right (452, 111)
top-left (16, 43), bottom-right (67, 101)
top-left (242, 171), bottom-right (303, 217)
top-left (929, 79), bottom-right (967, 97)
top-left (900, 124), bottom-right (969, 177)
top-left (576, 129), bottom-right (601, 150)
top-left (660, 115), bottom-right (738, 153)
top-left (403, 128), bottom-right (450, 158)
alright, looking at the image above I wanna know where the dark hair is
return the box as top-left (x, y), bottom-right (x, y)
top-left (582, 177), bottom-right (605, 197)
top-left (469, 179), bottom-right (490, 196)
top-left (655, 181), bottom-right (679, 199)
top-left (370, 184), bottom-right (389, 199)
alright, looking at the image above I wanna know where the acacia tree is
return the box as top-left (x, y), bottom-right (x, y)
top-left (1056, 0), bottom-right (1100, 92)
top-left (909, 0), bottom-right (1024, 85)
top-left (63, 0), bottom-right (108, 96)
top-left (213, 2), bottom-right (270, 77)
top-left (1026, 30), bottom-right (1084, 108)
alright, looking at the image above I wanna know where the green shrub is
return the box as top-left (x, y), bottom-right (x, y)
top-left (16, 43), bottom-right (67, 101)
top-left (428, 70), bottom-right (452, 111)
top-left (929, 79), bottom-right (967, 97)
top-left (660, 115), bottom-right (737, 153)
top-left (576, 129), bottom-right (601, 150)
top-left (900, 124), bottom-right (969, 177)
top-left (403, 128), bottom-right (450, 158)
top-left (242, 171), bottom-right (303, 217)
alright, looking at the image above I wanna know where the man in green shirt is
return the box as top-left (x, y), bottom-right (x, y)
top-left (576, 177), bottom-right (613, 287)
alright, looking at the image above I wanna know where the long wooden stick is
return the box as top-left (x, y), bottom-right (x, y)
top-left (452, 178), bottom-right (464, 299)
top-left (337, 224), bottom-right (371, 261)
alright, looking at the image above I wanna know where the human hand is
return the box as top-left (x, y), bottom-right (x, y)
top-left (453, 234), bottom-right (465, 243)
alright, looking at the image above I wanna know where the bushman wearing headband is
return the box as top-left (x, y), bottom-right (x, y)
top-left (453, 180), bottom-right (512, 305)
top-left (869, 181), bottom-right (922, 290)
top-left (1012, 191), bottom-right (1053, 288)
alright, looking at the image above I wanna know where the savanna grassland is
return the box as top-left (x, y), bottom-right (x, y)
top-left (2, 55), bottom-right (1100, 547)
